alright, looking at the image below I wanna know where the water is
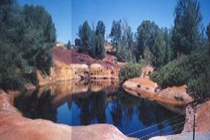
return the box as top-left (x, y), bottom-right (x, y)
top-left (14, 80), bottom-right (185, 139)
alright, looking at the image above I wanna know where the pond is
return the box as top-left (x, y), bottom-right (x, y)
top-left (14, 80), bottom-right (185, 139)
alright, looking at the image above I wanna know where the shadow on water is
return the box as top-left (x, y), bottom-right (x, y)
top-left (14, 89), bottom-right (57, 122)
top-left (14, 80), bottom-right (185, 139)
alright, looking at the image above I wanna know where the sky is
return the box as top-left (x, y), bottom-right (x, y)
top-left (18, 0), bottom-right (210, 44)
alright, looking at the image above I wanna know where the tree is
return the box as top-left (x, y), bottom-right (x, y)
top-left (96, 21), bottom-right (106, 38)
top-left (0, 0), bottom-right (26, 90)
top-left (78, 21), bottom-right (92, 53)
top-left (22, 5), bottom-right (56, 75)
top-left (172, 0), bottom-right (203, 57)
top-left (66, 40), bottom-right (71, 49)
top-left (0, 0), bottom-right (16, 5)
top-left (93, 34), bottom-right (105, 59)
top-left (109, 20), bottom-right (136, 62)
top-left (207, 23), bottom-right (210, 55)
top-left (122, 20), bottom-right (134, 51)
top-left (91, 21), bottom-right (106, 59)
top-left (75, 38), bottom-right (81, 46)
top-left (162, 28), bottom-right (174, 63)
top-left (135, 21), bottom-right (174, 68)
top-left (110, 20), bottom-right (122, 47)
top-left (0, 1), bottom-right (56, 90)
top-left (136, 20), bottom-right (159, 61)
top-left (207, 23), bottom-right (210, 43)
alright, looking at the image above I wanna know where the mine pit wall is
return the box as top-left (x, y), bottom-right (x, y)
top-left (37, 62), bottom-right (120, 87)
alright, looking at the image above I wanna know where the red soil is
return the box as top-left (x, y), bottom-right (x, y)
top-left (53, 48), bottom-right (121, 69)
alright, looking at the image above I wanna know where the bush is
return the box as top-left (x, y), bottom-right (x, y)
top-left (187, 63), bottom-right (210, 101)
top-left (119, 63), bottom-right (142, 84)
top-left (150, 51), bottom-right (209, 88)
top-left (150, 55), bottom-right (190, 88)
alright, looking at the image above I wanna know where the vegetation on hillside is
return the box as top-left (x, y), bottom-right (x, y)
top-left (1, 0), bottom-right (210, 102)
top-left (119, 63), bottom-right (142, 84)
top-left (76, 20), bottom-right (105, 60)
top-left (66, 40), bottom-right (71, 49)
top-left (0, 0), bottom-right (56, 90)
top-left (150, 0), bottom-right (210, 101)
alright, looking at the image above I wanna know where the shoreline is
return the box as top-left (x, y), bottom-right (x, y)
top-left (0, 91), bottom-right (134, 140)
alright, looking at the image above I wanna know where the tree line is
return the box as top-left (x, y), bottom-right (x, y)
top-left (75, 0), bottom-right (209, 69)
top-left (0, 0), bottom-right (56, 90)
top-left (150, 0), bottom-right (210, 100)
top-left (74, 0), bottom-right (210, 100)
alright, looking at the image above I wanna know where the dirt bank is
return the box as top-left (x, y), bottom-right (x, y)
top-left (0, 90), bottom-right (133, 140)
top-left (37, 48), bottom-right (123, 87)
top-left (183, 101), bottom-right (210, 133)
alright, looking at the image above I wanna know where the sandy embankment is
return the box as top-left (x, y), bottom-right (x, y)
top-left (0, 90), bottom-right (134, 140)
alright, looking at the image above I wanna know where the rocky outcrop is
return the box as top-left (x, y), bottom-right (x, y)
top-left (183, 101), bottom-right (210, 133)
top-left (0, 91), bottom-right (134, 140)
top-left (123, 77), bottom-right (192, 106)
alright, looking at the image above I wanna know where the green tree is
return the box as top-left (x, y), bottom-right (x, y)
top-left (0, 0), bottom-right (16, 5)
top-left (109, 20), bottom-right (135, 62)
top-left (110, 20), bottom-right (122, 47)
top-left (136, 20), bottom-right (159, 61)
top-left (22, 5), bottom-right (56, 75)
top-left (0, 0), bottom-right (26, 90)
top-left (172, 0), bottom-right (203, 57)
top-left (0, 1), bottom-right (56, 90)
top-left (91, 21), bottom-right (106, 59)
top-left (66, 40), bottom-right (71, 49)
top-left (207, 23), bottom-right (210, 43)
top-left (78, 21), bottom-right (92, 53)
top-left (93, 34), bottom-right (105, 59)
top-left (207, 23), bottom-right (210, 55)
top-left (96, 21), bottom-right (106, 38)
top-left (162, 28), bottom-right (174, 63)
top-left (75, 38), bottom-right (81, 46)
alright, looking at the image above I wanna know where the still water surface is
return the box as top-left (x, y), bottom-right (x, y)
top-left (14, 80), bottom-right (185, 139)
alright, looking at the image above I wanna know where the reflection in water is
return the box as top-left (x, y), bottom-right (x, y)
top-left (14, 80), bottom-right (185, 139)
top-left (14, 89), bottom-right (57, 122)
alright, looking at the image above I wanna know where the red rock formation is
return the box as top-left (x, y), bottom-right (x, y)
top-left (183, 101), bottom-right (210, 133)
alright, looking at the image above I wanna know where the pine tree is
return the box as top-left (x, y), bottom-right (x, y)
top-left (172, 0), bottom-right (203, 57)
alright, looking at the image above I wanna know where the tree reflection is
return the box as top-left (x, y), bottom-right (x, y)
top-left (110, 87), bottom-right (140, 127)
top-left (14, 89), bottom-right (57, 122)
top-left (73, 90), bottom-right (107, 125)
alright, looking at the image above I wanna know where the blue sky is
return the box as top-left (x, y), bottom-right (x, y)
top-left (18, 0), bottom-right (210, 44)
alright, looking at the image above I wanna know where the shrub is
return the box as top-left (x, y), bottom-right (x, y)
top-left (150, 55), bottom-right (190, 88)
top-left (150, 51), bottom-right (209, 88)
top-left (119, 63), bottom-right (142, 84)
top-left (187, 63), bottom-right (210, 101)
